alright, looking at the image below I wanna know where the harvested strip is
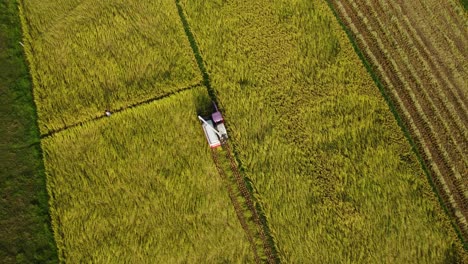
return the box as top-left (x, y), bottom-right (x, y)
top-left (211, 148), bottom-right (262, 264)
top-left (330, 0), bottom-right (468, 240)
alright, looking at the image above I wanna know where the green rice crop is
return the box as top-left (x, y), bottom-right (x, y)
top-left (42, 87), bottom-right (253, 263)
top-left (18, 0), bottom-right (201, 135)
top-left (180, 0), bottom-right (467, 262)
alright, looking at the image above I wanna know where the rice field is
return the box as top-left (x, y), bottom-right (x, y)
top-left (180, 0), bottom-right (467, 262)
top-left (42, 87), bottom-right (253, 263)
top-left (14, 0), bottom-right (468, 262)
top-left (18, 0), bottom-right (201, 135)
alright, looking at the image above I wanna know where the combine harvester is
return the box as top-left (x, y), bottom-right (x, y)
top-left (198, 102), bottom-right (228, 148)
top-left (198, 102), bottom-right (277, 263)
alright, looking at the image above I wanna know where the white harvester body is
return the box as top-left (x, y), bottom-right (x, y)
top-left (198, 102), bottom-right (228, 148)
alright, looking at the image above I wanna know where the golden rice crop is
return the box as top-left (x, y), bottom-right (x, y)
top-left (180, 0), bottom-right (467, 262)
top-left (18, 0), bottom-right (201, 135)
top-left (42, 87), bottom-right (253, 263)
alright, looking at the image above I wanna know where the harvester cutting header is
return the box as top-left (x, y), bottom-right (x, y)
top-left (198, 102), bottom-right (228, 148)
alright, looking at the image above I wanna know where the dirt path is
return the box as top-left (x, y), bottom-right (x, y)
top-left (329, 0), bottom-right (468, 240)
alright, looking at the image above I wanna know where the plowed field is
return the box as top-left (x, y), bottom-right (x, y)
top-left (329, 0), bottom-right (468, 239)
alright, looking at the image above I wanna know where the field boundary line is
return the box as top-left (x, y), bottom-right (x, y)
top-left (175, 1), bottom-right (280, 262)
top-left (40, 82), bottom-right (202, 139)
top-left (326, 0), bottom-right (467, 248)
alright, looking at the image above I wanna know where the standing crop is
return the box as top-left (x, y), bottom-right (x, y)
top-left (180, 0), bottom-right (467, 262)
top-left (18, 0), bottom-right (201, 135)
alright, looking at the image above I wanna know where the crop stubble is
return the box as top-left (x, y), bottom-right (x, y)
top-left (330, 0), bottom-right (468, 238)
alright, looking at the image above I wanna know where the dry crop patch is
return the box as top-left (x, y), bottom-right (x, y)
top-left (329, 0), bottom-right (468, 240)
top-left (18, 0), bottom-right (201, 135)
top-left (42, 87), bottom-right (253, 262)
top-left (181, 0), bottom-right (467, 262)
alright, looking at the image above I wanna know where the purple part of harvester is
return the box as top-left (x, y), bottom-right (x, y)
top-left (211, 102), bottom-right (223, 123)
top-left (212, 112), bottom-right (223, 123)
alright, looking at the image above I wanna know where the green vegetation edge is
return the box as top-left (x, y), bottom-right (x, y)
top-left (461, 0), bottom-right (468, 10)
top-left (325, 0), bottom-right (467, 250)
top-left (0, 0), bottom-right (58, 262)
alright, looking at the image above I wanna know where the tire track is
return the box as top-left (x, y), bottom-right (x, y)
top-left (211, 149), bottom-right (261, 264)
top-left (224, 142), bottom-right (277, 264)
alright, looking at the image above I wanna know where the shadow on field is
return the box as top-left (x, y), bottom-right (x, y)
top-left (192, 90), bottom-right (213, 117)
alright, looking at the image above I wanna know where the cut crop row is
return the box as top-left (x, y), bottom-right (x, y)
top-left (358, 0), bottom-right (467, 198)
top-left (387, 0), bottom-right (468, 135)
top-left (332, 0), bottom-right (467, 240)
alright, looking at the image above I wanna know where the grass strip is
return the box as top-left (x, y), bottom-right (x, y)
top-left (0, 0), bottom-right (57, 262)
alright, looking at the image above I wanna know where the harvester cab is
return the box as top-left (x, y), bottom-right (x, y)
top-left (198, 102), bottom-right (228, 148)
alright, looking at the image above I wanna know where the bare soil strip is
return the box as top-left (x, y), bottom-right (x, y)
top-left (330, 0), bottom-right (468, 240)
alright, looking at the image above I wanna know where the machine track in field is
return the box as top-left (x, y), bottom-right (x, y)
top-left (211, 148), bottom-right (262, 263)
top-left (211, 143), bottom-right (278, 264)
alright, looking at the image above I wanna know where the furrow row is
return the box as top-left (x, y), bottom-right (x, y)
top-left (359, 0), bottom-right (468, 195)
top-left (332, 0), bottom-right (468, 239)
